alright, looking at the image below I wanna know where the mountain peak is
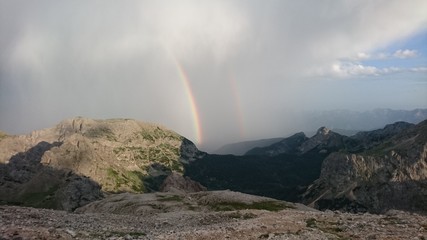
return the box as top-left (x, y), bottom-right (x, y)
top-left (316, 127), bottom-right (331, 136)
top-left (0, 117), bottom-right (205, 210)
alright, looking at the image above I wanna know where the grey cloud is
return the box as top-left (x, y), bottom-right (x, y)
top-left (1, 0), bottom-right (426, 151)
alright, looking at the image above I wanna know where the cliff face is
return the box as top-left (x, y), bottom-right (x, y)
top-left (303, 120), bottom-right (427, 214)
top-left (0, 117), bottom-right (204, 210)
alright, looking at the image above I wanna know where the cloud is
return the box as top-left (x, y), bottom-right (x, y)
top-left (393, 49), bottom-right (418, 59)
top-left (349, 49), bottom-right (419, 61)
top-left (322, 62), bottom-right (401, 77)
top-left (0, 0), bottom-right (427, 150)
top-left (314, 61), bottom-right (427, 78)
top-left (411, 67), bottom-right (427, 72)
top-left (355, 52), bottom-right (371, 60)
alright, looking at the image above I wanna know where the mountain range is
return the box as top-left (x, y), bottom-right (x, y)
top-left (0, 116), bottom-right (426, 216)
top-left (215, 108), bottom-right (427, 155)
top-left (187, 120), bottom-right (427, 214)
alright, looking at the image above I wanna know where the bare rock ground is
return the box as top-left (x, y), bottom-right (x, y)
top-left (1, 190), bottom-right (427, 239)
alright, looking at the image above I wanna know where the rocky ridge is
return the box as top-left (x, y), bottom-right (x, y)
top-left (244, 127), bottom-right (358, 156)
top-left (0, 117), bottom-right (204, 210)
top-left (303, 120), bottom-right (427, 214)
top-left (245, 133), bottom-right (308, 156)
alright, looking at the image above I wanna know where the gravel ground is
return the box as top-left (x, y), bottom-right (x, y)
top-left (1, 204), bottom-right (427, 240)
top-left (1, 190), bottom-right (426, 240)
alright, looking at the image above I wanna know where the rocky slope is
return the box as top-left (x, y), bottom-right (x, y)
top-left (303, 120), bottom-right (427, 214)
top-left (75, 190), bottom-right (304, 215)
top-left (0, 117), bottom-right (204, 210)
top-left (1, 199), bottom-right (426, 239)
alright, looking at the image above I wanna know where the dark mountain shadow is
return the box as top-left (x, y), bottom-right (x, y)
top-left (184, 150), bottom-right (327, 202)
top-left (0, 141), bottom-right (103, 211)
top-left (142, 163), bottom-right (171, 192)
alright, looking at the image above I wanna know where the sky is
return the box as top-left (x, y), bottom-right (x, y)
top-left (1, 0), bottom-right (426, 151)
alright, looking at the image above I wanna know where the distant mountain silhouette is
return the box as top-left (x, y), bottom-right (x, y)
top-left (300, 108), bottom-right (427, 132)
top-left (213, 137), bottom-right (284, 156)
top-left (214, 108), bottom-right (426, 155)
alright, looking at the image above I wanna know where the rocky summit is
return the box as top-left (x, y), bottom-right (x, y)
top-left (0, 117), bottom-right (204, 210)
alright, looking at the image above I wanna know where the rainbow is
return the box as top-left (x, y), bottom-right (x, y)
top-left (173, 59), bottom-right (203, 144)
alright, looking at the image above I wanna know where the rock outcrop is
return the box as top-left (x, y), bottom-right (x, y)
top-left (303, 120), bottom-right (427, 214)
top-left (160, 172), bottom-right (207, 193)
top-left (297, 127), bottom-right (355, 154)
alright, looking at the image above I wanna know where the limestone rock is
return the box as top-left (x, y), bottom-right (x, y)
top-left (160, 172), bottom-right (207, 193)
top-left (303, 120), bottom-right (427, 214)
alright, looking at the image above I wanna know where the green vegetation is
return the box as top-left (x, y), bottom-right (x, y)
top-left (21, 185), bottom-right (60, 209)
top-left (99, 124), bottom-right (185, 193)
top-left (84, 126), bottom-right (117, 141)
top-left (363, 141), bottom-right (393, 157)
top-left (0, 131), bottom-right (7, 141)
top-left (112, 143), bottom-right (184, 174)
top-left (106, 168), bottom-right (145, 192)
top-left (140, 131), bottom-right (155, 142)
top-left (306, 218), bottom-right (317, 228)
top-left (210, 201), bottom-right (293, 212)
top-left (138, 127), bottom-right (182, 143)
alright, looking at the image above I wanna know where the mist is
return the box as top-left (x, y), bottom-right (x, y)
top-left (1, 1), bottom-right (427, 151)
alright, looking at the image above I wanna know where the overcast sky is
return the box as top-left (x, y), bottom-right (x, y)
top-left (1, 0), bottom-right (426, 151)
